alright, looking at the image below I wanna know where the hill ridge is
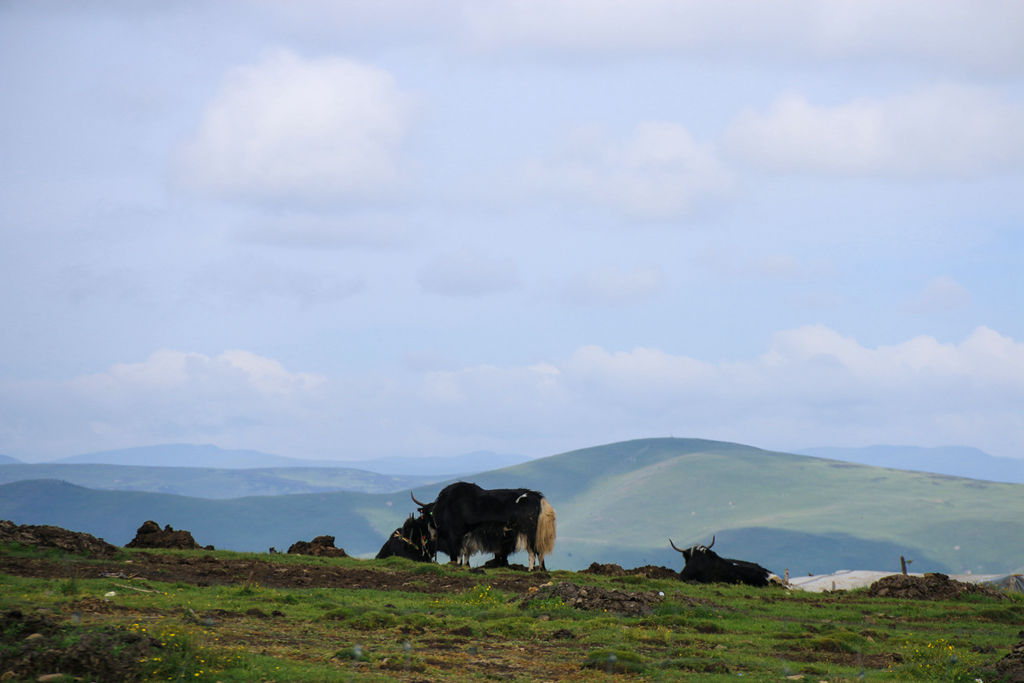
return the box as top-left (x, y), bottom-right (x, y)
top-left (3, 438), bottom-right (1022, 575)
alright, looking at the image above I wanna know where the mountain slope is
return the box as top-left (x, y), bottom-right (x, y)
top-left (0, 479), bottom-right (388, 553)
top-left (0, 463), bottom-right (440, 497)
top-left (3, 438), bottom-right (1022, 575)
top-left (46, 443), bottom-right (529, 476)
top-left (409, 438), bottom-right (1024, 574)
top-left (53, 444), bottom-right (304, 468)
top-left (797, 445), bottom-right (1024, 484)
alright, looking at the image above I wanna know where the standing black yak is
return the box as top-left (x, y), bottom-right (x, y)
top-left (412, 481), bottom-right (556, 570)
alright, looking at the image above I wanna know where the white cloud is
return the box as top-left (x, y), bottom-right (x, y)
top-left (527, 122), bottom-right (732, 219)
top-left (407, 325), bottom-right (1024, 458)
top-left (0, 350), bottom-right (327, 457)
top-left (563, 265), bottom-right (665, 307)
top-left (72, 349), bottom-right (325, 399)
top-left (417, 249), bottom-right (520, 296)
top-left (176, 50), bottom-right (413, 204)
top-left (2, 328), bottom-right (1022, 463)
top-left (724, 85), bottom-right (1024, 177)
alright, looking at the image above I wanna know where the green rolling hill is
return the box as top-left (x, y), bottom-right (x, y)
top-left (3, 438), bottom-right (1021, 575)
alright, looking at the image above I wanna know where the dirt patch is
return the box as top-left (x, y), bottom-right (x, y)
top-left (580, 562), bottom-right (678, 580)
top-left (0, 551), bottom-right (553, 595)
top-left (125, 520), bottom-right (210, 550)
top-left (992, 635), bottom-right (1024, 683)
top-left (287, 534), bottom-right (348, 558)
top-left (781, 647), bottom-right (904, 670)
top-left (519, 580), bottom-right (665, 616)
top-left (0, 519), bottom-right (119, 557)
top-left (865, 572), bottom-right (1007, 600)
top-left (0, 608), bottom-right (162, 681)
top-left (630, 564), bottom-right (679, 580)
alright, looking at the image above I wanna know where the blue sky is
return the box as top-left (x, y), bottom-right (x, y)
top-left (2, 1), bottom-right (1022, 465)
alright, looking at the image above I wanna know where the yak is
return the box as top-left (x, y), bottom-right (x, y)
top-left (669, 536), bottom-right (771, 587)
top-left (412, 481), bottom-right (556, 571)
top-left (376, 514), bottom-right (435, 562)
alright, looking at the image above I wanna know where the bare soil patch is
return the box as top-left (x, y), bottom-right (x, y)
top-left (865, 572), bottom-right (1007, 600)
top-left (286, 534), bottom-right (349, 558)
top-left (993, 635), bottom-right (1024, 683)
top-left (0, 520), bottom-right (119, 557)
top-left (519, 580), bottom-right (665, 616)
top-left (125, 520), bottom-right (210, 550)
top-left (0, 608), bottom-right (161, 681)
top-left (580, 561), bottom-right (679, 580)
top-left (0, 549), bottom-right (553, 595)
top-left (0, 519), bottom-right (554, 593)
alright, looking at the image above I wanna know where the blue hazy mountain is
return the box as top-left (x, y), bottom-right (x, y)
top-left (797, 445), bottom-right (1024, 484)
top-left (47, 444), bottom-right (530, 475)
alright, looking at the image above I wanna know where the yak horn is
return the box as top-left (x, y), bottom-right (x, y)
top-left (410, 491), bottom-right (429, 507)
top-left (669, 538), bottom-right (686, 553)
top-left (707, 535), bottom-right (715, 550)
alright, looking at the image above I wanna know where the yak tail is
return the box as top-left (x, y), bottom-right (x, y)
top-left (535, 497), bottom-right (557, 557)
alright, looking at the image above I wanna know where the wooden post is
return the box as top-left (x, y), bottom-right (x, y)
top-left (900, 555), bottom-right (908, 575)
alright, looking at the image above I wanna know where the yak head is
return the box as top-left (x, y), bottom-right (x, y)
top-left (669, 535), bottom-right (716, 563)
top-left (410, 491), bottom-right (438, 539)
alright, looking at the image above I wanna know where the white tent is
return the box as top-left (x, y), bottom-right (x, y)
top-left (787, 570), bottom-right (1024, 593)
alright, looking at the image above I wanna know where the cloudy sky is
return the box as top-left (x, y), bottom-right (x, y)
top-left (2, 1), bottom-right (1022, 465)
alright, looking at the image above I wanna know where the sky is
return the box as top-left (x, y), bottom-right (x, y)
top-left (1, 1), bottom-right (1023, 466)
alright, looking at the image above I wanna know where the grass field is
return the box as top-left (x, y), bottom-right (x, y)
top-left (2, 543), bottom-right (1022, 681)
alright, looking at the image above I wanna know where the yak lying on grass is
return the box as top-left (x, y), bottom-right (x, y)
top-left (376, 515), bottom-right (435, 562)
top-left (669, 536), bottom-right (771, 587)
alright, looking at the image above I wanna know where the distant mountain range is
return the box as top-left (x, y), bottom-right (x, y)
top-left (3, 438), bottom-right (1022, 575)
top-left (797, 445), bottom-right (1024, 484)
top-left (0, 463), bottom-right (442, 498)
top-left (12, 442), bottom-right (1022, 483)
top-left (344, 451), bottom-right (531, 475)
top-left (35, 444), bottom-right (531, 476)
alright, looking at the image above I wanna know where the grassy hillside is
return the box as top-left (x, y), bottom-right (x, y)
top-left (3, 546), bottom-right (1021, 681)
top-left (0, 463), bottom-right (440, 497)
top-left (404, 438), bottom-right (1024, 574)
top-left (3, 438), bottom-right (1022, 575)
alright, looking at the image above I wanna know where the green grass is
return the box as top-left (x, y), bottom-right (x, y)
top-left (2, 546), bottom-right (1022, 681)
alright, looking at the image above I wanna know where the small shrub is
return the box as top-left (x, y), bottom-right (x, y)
top-left (322, 606), bottom-right (357, 621)
top-left (659, 656), bottom-right (730, 674)
top-left (348, 610), bottom-right (398, 631)
top-left (582, 648), bottom-right (645, 674)
top-left (977, 607), bottom-right (1022, 623)
top-left (333, 644), bottom-right (370, 661)
top-left (897, 638), bottom-right (987, 682)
